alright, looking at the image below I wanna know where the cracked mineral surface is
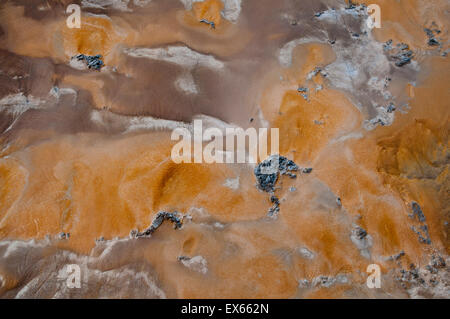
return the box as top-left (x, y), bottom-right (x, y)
top-left (0, 0), bottom-right (448, 299)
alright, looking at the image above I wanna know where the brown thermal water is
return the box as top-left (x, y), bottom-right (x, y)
top-left (0, 0), bottom-right (448, 298)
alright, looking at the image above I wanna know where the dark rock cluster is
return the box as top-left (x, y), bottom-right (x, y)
top-left (408, 202), bottom-right (431, 245)
top-left (383, 39), bottom-right (393, 52)
top-left (200, 19), bottom-right (215, 29)
top-left (387, 250), bottom-right (405, 262)
top-left (345, 0), bottom-right (358, 10)
top-left (254, 155), bottom-right (299, 192)
top-left (254, 167), bottom-right (278, 193)
top-left (297, 87), bottom-right (309, 101)
top-left (424, 26), bottom-right (441, 47)
top-left (369, 118), bottom-right (387, 127)
top-left (254, 155), bottom-right (302, 217)
top-left (59, 232), bottom-right (70, 240)
top-left (397, 255), bottom-right (447, 293)
top-left (278, 156), bottom-right (300, 178)
top-left (353, 226), bottom-right (367, 240)
top-left (398, 263), bottom-right (425, 287)
top-left (426, 255), bottom-right (446, 274)
top-left (411, 225), bottom-right (431, 245)
top-left (74, 54), bottom-right (105, 71)
top-left (384, 40), bottom-right (414, 67)
top-left (386, 103), bottom-right (396, 113)
top-left (177, 256), bottom-right (190, 261)
top-left (390, 43), bottom-right (414, 67)
top-left (409, 201), bottom-right (426, 222)
top-left (131, 211), bottom-right (183, 238)
top-left (268, 195), bottom-right (280, 218)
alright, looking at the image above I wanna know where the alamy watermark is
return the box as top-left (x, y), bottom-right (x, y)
top-left (366, 264), bottom-right (381, 288)
top-left (171, 120), bottom-right (279, 165)
top-left (65, 3), bottom-right (382, 30)
top-left (367, 4), bottom-right (381, 29)
top-left (58, 264), bottom-right (82, 289)
top-left (66, 4), bottom-right (81, 29)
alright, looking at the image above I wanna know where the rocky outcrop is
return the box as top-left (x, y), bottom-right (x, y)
top-left (408, 202), bottom-right (431, 245)
top-left (254, 155), bottom-right (301, 218)
top-left (72, 54), bottom-right (105, 71)
top-left (254, 155), bottom-right (299, 192)
top-left (350, 225), bottom-right (373, 259)
top-left (131, 211), bottom-right (184, 238)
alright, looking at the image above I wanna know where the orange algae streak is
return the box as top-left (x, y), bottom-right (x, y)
top-left (193, 0), bottom-right (224, 27)
top-left (62, 16), bottom-right (118, 57)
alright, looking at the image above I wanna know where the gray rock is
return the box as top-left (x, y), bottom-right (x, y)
top-left (297, 87), bottom-right (309, 101)
top-left (350, 225), bottom-right (373, 259)
top-left (430, 255), bottom-right (446, 269)
top-left (255, 155), bottom-right (299, 217)
top-left (254, 155), bottom-right (299, 192)
top-left (387, 250), bottom-right (405, 261)
top-left (354, 226), bottom-right (367, 240)
top-left (314, 11), bottom-right (323, 18)
top-left (386, 103), bottom-right (396, 113)
top-left (424, 27), bottom-right (441, 46)
top-left (200, 19), bottom-right (215, 29)
top-left (409, 201), bottom-right (426, 222)
top-left (387, 43), bottom-right (414, 67)
top-left (133, 211), bottom-right (183, 238)
top-left (312, 276), bottom-right (336, 288)
top-left (411, 225), bottom-right (431, 245)
top-left (74, 54), bottom-right (104, 71)
top-left (268, 195), bottom-right (280, 217)
top-left (383, 39), bottom-right (393, 52)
